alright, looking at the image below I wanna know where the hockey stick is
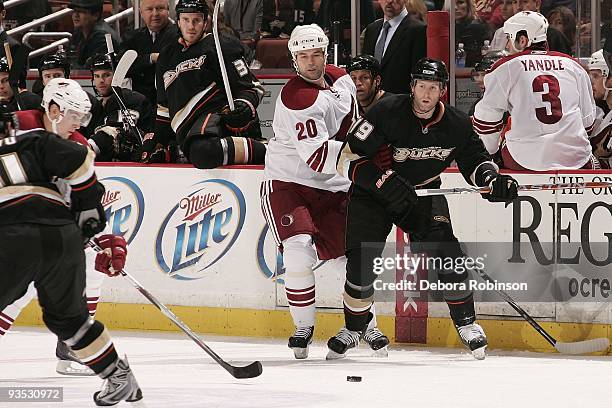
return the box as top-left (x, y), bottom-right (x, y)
top-left (4, 42), bottom-right (22, 110)
top-left (104, 35), bottom-right (144, 143)
top-left (475, 268), bottom-right (610, 354)
top-left (416, 181), bottom-right (612, 197)
top-left (88, 241), bottom-right (263, 379)
top-left (212, 0), bottom-right (235, 111)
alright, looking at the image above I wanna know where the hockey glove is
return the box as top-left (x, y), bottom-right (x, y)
top-left (76, 204), bottom-right (107, 241)
top-left (140, 133), bottom-right (168, 163)
top-left (94, 234), bottom-right (127, 277)
top-left (372, 170), bottom-right (418, 222)
top-left (222, 99), bottom-right (255, 133)
top-left (483, 174), bottom-right (519, 203)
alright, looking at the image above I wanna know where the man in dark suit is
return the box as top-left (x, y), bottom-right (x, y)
top-left (362, 0), bottom-right (426, 94)
top-left (121, 0), bottom-right (179, 106)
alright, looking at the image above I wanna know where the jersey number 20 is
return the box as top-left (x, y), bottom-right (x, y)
top-left (296, 119), bottom-right (318, 140)
top-left (532, 75), bottom-right (562, 125)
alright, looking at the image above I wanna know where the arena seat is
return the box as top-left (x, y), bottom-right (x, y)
top-left (256, 38), bottom-right (291, 69)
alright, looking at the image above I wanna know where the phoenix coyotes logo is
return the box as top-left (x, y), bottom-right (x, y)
top-left (163, 55), bottom-right (207, 89)
top-left (393, 146), bottom-right (455, 162)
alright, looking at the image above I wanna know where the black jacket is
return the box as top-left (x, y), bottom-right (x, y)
top-left (362, 15), bottom-right (427, 94)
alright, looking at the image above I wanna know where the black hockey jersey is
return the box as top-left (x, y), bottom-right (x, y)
top-left (338, 94), bottom-right (493, 189)
top-left (91, 88), bottom-right (154, 133)
top-left (155, 33), bottom-right (264, 147)
top-left (0, 129), bottom-right (104, 227)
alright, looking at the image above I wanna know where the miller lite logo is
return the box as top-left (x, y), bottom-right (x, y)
top-left (155, 179), bottom-right (246, 280)
top-left (100, 176), bottom-right (145, 244)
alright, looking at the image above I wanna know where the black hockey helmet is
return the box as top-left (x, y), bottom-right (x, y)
top-left (87, 53), bottom-right (115, 73)
top-left (346, 54), bottom-right (381, 78)
top-left (0, 111), bottom-right (17, 139)
top-left (411, 58), bottom-right (449, 85)
top-left (175, 0), bottom-right (208, 16)
top-left (38, 52), bottom-right (71, 79)
top-left (473, 50), bottom-right (507, 73)
top-left (0, 56), bottom-right (9, 73)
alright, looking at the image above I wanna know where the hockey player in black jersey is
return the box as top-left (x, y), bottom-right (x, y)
top-left (144, 0), bottom-right (266, 167)
top-left (0, 114), bottom-right (142, 405)
top-left (346, 54), bottom-right (388, 115)
top-left (330, 58), bottom-right (519, 360)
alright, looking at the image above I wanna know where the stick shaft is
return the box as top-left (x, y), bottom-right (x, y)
top-left (416, 181), bottom-right (612, 197)
top-left (212, 1), bottom-right (234, 111)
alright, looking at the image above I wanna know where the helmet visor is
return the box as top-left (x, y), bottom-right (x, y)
top-left (65, 108), bottom-right (92, 127)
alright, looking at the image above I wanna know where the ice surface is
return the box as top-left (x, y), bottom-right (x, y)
top-left (1, 327), bottom-right (609, 408)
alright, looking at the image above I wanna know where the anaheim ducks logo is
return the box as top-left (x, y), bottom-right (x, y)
top-left (163, 55), bottom-right (207, 89)
top-left (393, 146), bottom-right (455, 162)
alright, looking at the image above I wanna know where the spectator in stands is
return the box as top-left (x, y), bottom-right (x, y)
top-left (474, 0), bottom-right (503, 30)
top-left (223, 0), bottom-right (263, 41)
top-left (121, 0), bottom-right (179, 106)
top-left (0, 56), bottom-right (41, 111)
top-left (455, 0), bottom-right (490, 67)
top-left (404, 0), bottom-right (428, 22)
top-left (0, 1), bottom-right (28, 88)
top-left (4, 0), bottom-right (51, 32)
top-left (490, 0), bottom-right (515, 50)
top-left (362, 0), bottom-right (426, 94)
top-left (547, 6), bottom-right (576, 52)
top-left (68, 0), bottom-right (121, 68)
top-left (34, 50), bottom-right (103, 138)
top-left (515, 0), bottom-right (571, 54)
top-left (87, 53), bottom-right (153, 162)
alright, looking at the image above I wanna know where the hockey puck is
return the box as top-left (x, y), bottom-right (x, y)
top-left (346, 376), bottom-right (362, 382)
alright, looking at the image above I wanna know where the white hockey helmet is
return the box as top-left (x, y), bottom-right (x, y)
top-left (288, 24), bottom-right (329, 59)
top-left (588, 49), bottom-right (610, 77)
top-left (503, 11), bottom-right (548, 48)
top-left (42, 78), bottom-right (92, 127)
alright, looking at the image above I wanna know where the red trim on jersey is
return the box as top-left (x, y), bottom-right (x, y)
top-left (175, 87), bottom-right (221, 135)
top-left (15, 110), bottom-right (89, 146)
top-left (323, 64), bottom-right (348, 83)
top-left (489, 49), bottom-right (583, 74)
top-left (71, 176), bottom-right (98, 192)
top-left (332, 98), bottom-right (355, 142)
top-left (281, 77), bottom-right (320, 110)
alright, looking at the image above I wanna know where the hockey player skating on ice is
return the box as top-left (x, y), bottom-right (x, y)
top-left (0, 114), bottom-right (142, 405)
top-left (332, 58), bottom-right (519, 360)
top-left (0, 78), bottom-right (130, 377)
top-left (260, 24), bottom-right (389, 359)
top-left (144, 0), bottom-right (266, 166)
top-left (473, 11), bottom-right (599, 171)
top-left (586, 49), bottom-right (612, 168)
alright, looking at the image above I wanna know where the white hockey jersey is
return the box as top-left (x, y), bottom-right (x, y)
top-left (473, 50), bottom-right (596, 171)
top-left (264, 65), bottom-right (356, 192)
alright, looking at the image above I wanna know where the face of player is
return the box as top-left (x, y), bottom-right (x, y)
top-left (47, 104), bottom-right (86, 138)
top-left (41, 69), bottom-right (66, 86)
top-left (589, 69), bottom-right (612, 101)
top-left (412, 79), bottom-right (445, 115)
top-left (72, 8), bottom-right (98, 30)
top-left (93, 69), bottom-right (113, 97)
top-left (471, 70), bottom-right (486, 91)
top-left (501, 0), bottom-right (515, 20)
top-left (295, 48), bottom-right (326, 82)
top-left (380, 0), bottom-right (405, 19)
top-left (0, 73), bottom-right (14, 100)
top-left (455, 0), bottom-right (469, 20)
top-left (178, 12), bottom-right (206, 45)
top-left (516, 0), bottom-right (539, 12)
top-left (141, 0), bottom-right (169, 32)
top-left (350, 69), bottom-right (379, 105)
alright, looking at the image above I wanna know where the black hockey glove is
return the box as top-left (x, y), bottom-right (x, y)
top-left (140, 133), bottom-right (168, 163)
top-left (76, 203), bottom-right (107, 241)
top-left (372, 170), bottom-right (418, 223)
top-left (222, 99), bottom-right (255, 133)
top-left (483, 174), bottom-right (519, 203)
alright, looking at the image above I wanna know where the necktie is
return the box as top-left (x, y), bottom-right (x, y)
top-left (151, 32), bottom-right (157, 43)
top-left (374, 21), bottom-right (391, 62)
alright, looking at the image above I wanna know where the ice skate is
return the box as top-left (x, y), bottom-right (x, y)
top-left (288, 326), bottom-right (314, 359)
top-left (457, 322), bottom-right (487, 360)
top-left (93, 356), bottom-right (143, 406)
top-left (363, 327), bottom-right (389, 357)
top-left (326, 328), bottom-right (360, 360)
top-left (55, 340), bottom-right (95, 376)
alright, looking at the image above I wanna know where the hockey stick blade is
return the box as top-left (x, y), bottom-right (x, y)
top-left (112, 49), bottom-right (137, 87)
top-left (88, 241), bottom-right (263, 379)
top-left (416, 181), bottom-right (612, 197)
top-left (554, 338), bottom-right (610, 355)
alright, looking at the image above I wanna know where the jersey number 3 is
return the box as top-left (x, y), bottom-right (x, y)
top-left (532, 75), bottom-right (562, 125)
top-left (296, 119), bottom-right (318, 140)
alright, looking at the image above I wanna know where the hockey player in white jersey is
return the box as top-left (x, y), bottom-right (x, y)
top-left (587, 49), bottom-right (612, 168)
top-left (260, 24), bottom-right (389, 359)
top-left (473, 11), bottom-right (598, 171)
